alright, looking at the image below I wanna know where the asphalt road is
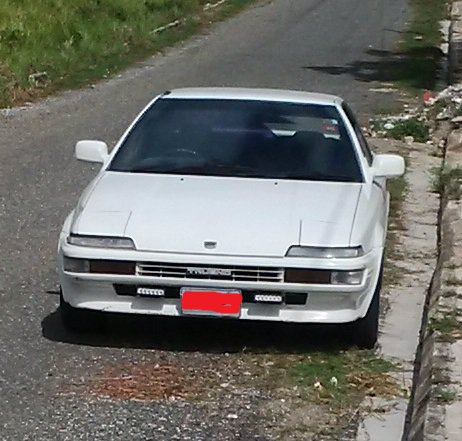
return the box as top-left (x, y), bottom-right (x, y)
top-left (0, 0), bottom-right (409, 439)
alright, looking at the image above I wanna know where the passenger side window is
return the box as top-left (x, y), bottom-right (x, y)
top-left (342, 103), bottom-right (374, 166)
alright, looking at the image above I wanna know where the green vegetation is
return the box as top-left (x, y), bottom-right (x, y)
top-left (387, 118), bottom-right (429, 143)
top-left (287, 351), bottom-right (396, 404)
top-left (389, 174), bottom-right (408, 220)
top-left (370, 118), bottom-right (429, 143)
top-left (0, 0), bottom-right (253, 107)
top-left (252, 349), bottom-right (399, 438)
top-left (384, 172), bottom-right (408, 285)
top-left (432, 166), bottom-right (462, 200)
top-left (430, 313), bottom-right (462, 342)
top-left (434, 388), bottom-right (457, 403)
top-left (399, 0), bottom-right (448, 90)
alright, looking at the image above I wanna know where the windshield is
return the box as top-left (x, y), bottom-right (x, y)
top-left (109, 98), bottom-right (363, 182)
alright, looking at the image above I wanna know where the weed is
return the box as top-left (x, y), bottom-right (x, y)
top-left (432, 166), bottom-right (462, 199)
top-left (388, 175), bottom-right (408, 220)
top-left (430, 314), bottom-right (461, 341)
top-left (386, 118), bottom-right (429, 143)
top-left (446, 276), bottom-right (462, 286)
top-left (384, 173), bottom-right (408, 286)
top-left (434, 388), bottom-right (457, 403)
top-left (443, 289), bottom-right (458, 298)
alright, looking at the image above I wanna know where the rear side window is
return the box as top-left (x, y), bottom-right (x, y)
top-left (342, 103), bottom-right (373, 165)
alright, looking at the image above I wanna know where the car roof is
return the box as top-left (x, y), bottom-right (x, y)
top-left (163, 87), bottom-right (342, 106)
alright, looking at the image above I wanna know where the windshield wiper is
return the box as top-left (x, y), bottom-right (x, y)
top-left (128, 163), bottom-right (265, 177)
top-left (128, 165), bottom-right (205, 174)
top-left (280, 172), bottom-right (357, 182)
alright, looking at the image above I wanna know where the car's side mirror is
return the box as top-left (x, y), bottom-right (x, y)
top-left (75, 140), bottom-right (109, 164)
top-left (372, 154), bottom-right (405, 179)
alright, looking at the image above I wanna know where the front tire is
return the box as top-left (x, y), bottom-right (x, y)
top-left (60, 289), bottom-right (105, 332)
top-left (350, 264), bottom-right (383, 349)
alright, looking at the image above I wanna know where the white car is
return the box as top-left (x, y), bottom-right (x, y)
top-left (58, 88), bottom-right (404, 348)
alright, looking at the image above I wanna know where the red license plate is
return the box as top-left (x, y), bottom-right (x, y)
top-left (180, 288), bottom-right (242, 317)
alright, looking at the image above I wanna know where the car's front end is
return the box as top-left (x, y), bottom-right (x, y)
top-left (59, 213), bottom-right (383, 325)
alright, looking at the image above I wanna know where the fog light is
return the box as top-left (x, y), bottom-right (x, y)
top-left (137, 287), bottom-right (165, 297)
top-left (331, 270), bottom-right (364, 285)
top-left (63, 257), bottom-right (90, 273)
top-left (254, 294), bottom-right (283, 303)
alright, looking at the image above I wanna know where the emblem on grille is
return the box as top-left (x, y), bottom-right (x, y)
top-left (186, 267), bottom-right (232, 276)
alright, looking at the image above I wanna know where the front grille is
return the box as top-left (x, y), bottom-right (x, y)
top-left (136, 262), bottom-right (284, 283)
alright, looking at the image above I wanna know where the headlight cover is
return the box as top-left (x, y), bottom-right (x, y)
top-left (67, 234), bottom-right (136, 249)
top-left (285, 246), bottom-right (363, 258)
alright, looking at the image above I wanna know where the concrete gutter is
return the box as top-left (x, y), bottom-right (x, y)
top-left (356, 137), bottom-right (441, 441)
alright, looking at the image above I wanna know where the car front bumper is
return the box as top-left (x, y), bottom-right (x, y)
top-left (58, 244), bottom-right (383, 324)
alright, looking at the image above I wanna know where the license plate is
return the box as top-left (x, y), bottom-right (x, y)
top-left (180, 288), bottom-right (242, 317)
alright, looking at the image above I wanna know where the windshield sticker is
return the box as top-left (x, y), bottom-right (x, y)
top-left (322, 119), bottom-right (341, 140)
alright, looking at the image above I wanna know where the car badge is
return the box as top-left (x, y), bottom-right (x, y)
top-left (204, 240), bottom-right (217, 249)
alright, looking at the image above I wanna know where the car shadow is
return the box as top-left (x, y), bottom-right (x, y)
top-left (303, 47), bottom-right (445, 90)
top-left (41, 307), bottom-right (354, 354)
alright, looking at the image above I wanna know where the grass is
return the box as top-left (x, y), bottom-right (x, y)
top-left (430, 314), bottom-right (462, 342)
top-left (0, 0), bottom-right (254, 107)
top-left (252, 349), bottom-right (400, 438)
top-left (287, 351), bottom-right (397, 405)
top-left (384, 173), bottom-right (408, 285)
top-left (389, 174), bottom-right (408, 221)
top-left (398, 0), bottom-right (448, 91)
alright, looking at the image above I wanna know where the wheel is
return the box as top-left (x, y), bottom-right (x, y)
top-left (60, 289), bottom-right (105, 332)
top-left (350, 263), bottom-right (383, 349)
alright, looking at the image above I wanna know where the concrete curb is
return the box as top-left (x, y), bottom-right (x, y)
top-left (356, 137), bottom-right (440, 441)
top-left (424, 127), bottom-right (462, 441)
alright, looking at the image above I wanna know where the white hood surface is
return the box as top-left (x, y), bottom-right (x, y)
top-left (73, 173), bottom-right (362, 257)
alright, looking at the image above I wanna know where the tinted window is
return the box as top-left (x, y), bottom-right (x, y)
top-left (109, 98), bottom-right (363, 182)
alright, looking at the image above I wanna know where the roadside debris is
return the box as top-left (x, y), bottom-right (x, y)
top-left (370, 83), bottom-right (462, 143)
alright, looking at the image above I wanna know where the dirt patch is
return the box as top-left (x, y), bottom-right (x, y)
top-left (66, 362), bottom-right (200, 402)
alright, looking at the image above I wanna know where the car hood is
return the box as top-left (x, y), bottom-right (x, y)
top-left (73, 173), bottom-right (362, 257)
